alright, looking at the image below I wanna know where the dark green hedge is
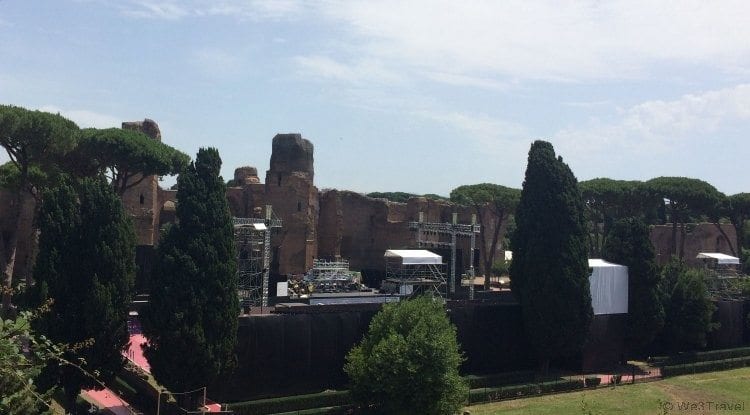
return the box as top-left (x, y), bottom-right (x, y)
top-left (661, 356), bottom-right (750, 377)
top-left (650, 346), bottom-right (750, 366)
top-left (464, 370), bottom-right (536, 389)
top-left (226, 391), bottom-right (351, 415)
top-left (468, 379), bottom-right (584, 404)
top-left (584, 377), bottom-right (601, 387)
top-left (272, 407), bottom-right (350, 415)
top-left (113, 366), bottom-right (161, 410)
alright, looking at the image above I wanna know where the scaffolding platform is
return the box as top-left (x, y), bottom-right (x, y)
top-left (383, 249), bottom-right (446, 298)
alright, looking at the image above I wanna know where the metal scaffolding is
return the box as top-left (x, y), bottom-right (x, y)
top-left (306, 258), bottom-right (360, 293)
top-left (233, 206), bottom-right (282, 308)
top-left (408, 212), bottom-right (480, 299)
top-left (383, 250), bottom-right (447, 299)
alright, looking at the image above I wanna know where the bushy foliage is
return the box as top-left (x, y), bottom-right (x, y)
top-left (142, 148), bottom-right (238, 395)
top-left (509, 141), bottom-right (591, 372)
top-left (451, 183), bottom-right (520, 288)
top-left (646, 177), bottom-right (724, 259)
top-left (344, 296), bottom-right (467, 415)
top-left (579, 178), bottom-right (661, 256)
top-left (71, 127), bottom-right (189, 194)
top-left (0, 311), bottom-right (55, 415)
top-left (659, 260), bottom-right (717, 352)
top-left (226, 390), bottom-right (351, 415)
top-left (602, 217), bottom-right (664, 354)
top-left (491, 259), bottom-right (511, 277)
top-left (0, 105), bottom-right (79, 315)
top-left (366, 191), bottom-right (447, 202)
top-left (661, 356), bottom-right (750, 377)
top-left (32, 178), bottom-right (135, 401)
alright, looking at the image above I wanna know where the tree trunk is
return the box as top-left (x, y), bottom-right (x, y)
top-left (732, 216), bottom-right (745, 259)
top-left (479, 207), bottom-right (491, 291)
top-left (713, 222), bottom-right (736, 256)
top-left (1, 179), bottom-right (29, 316)
top-left (537, 356), bottom-right (550, 377)
top-left (679, 223), bottom-right (686, 260)
top-left (670, 204), bottom-right (678, 257)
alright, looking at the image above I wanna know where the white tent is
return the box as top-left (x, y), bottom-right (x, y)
top-left (696, 252), bottom-right (740, 265)
top-left (588, 259), bottom-right (628, 315)
top-left (384, 249), bottom-right (443, 265)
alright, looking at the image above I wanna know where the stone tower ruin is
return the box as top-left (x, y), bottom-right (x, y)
top-left (264, 134), bottom-right (318, 275)
top-left (121, 119), bottom-right (162, 246)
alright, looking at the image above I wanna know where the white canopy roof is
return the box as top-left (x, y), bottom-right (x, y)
top-left (588, 259), bottom-right (622, 268)
top-left (696, 252), bottom-right (740, 265)
top-left (252, 223), bottom-right (267, 231)
top-left (384, 249), bottom-right (442, 265)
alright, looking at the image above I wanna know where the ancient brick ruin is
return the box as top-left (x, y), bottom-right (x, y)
top-left (0, 119), bottom-right (739, 285)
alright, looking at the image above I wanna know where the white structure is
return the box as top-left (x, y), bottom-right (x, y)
top-left (384, 249), bottom-right (443, 265)
top-left (383, 249), bottom-right (446, 298)
top-left (696, 252), bottom-right (740, 265)
top-left (588, 259), bottom-right (629, 315)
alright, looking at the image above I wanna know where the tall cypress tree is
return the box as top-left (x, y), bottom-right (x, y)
top-left (602, 217), bottom-right (664, 355)
top-left (33, 177), bottom-right (135, 402)
top-left (509, 141), bottom-right (591, 373)
top-left (142, 147), bottom-right (238, 397)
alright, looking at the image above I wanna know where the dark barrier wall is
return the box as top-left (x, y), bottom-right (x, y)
top-left (210, 302), bottom-right (534, 401)
top-left (210, 298), bottom-right (749, 402)
top-left (134, 245), bottom-right (155, 294)
top-left (450, 302), bottom-right (534, 374)
top-left (211, 310), bottom-right (377, 401)
top-left (708, 300), bottom-right (747, 349)
top-left (582, 314), bottom-right (627, 372)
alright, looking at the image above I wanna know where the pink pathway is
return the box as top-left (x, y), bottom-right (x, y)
top-left (125, 333), bottom-right (151, 372)
top-left (81, 388), bottom-right (134, 415)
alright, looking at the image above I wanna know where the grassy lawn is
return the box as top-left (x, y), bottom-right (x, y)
top-left (467, 367), bottom-right (750, 415)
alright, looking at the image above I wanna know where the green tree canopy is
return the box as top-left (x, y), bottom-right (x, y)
top-left (646, 177), bottom-right (724, 259)
top-left (0, 105), bottom-right (79, 316)
top-left (726, 193), bottom-right (750, 259)
top-left (509, 141), bottom-right (591, 373)
top-left (450, 183), bottom-right (520, 288)
top-left (0, 311), bottom-right (55, 415)
top-left (602, 218), bottom-right (664, 354)
top-left (579, 178), bottom-right (661, 256)
top-left (366, 191), bottom-right (448, 202)
top-left (142, 147), bottom-right (238, 399)
top-left (71, 127), bottom-right (189, 195)
top-left (31, 177), bottom-right (135, 402)
top-left (344, 296), bottom-right (467, 415)
top-left (658, 260), bottom-right (717, 352)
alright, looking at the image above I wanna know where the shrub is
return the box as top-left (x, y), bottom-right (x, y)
top-left (661, 356), bottom-right (750, 377)
top-left (650, 346), bottom-right (750, 366)
top-left (226, 391), bottom-right (351, 415)
top-left (468, 379), bottom-right (584, 404)
top-left (345, 296), bottom-right (467, 415)
top-left (464, 370), bottom-right (536, 389)
top-left (584, 377), bottom-right (601, 387)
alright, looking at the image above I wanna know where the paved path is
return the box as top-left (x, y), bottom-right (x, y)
top-left (81, 388), bottom-right (135, 415)
top-left (125, 333), bottom-right (151, 373)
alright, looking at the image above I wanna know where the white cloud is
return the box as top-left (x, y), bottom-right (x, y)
top-left (551, 83), bottom-right (750, 183)
top-left (119, 0), bottom-right (308, 20)
top-left (190, 48), bottom-right (245, 79)
top-left (424, 72), bottom-right (511, 91)
top-left (121, 1), bottom-right (189, 20)
top-left (294, 55), bottom-right (404, 85)
top-left (316, 0), bottom-right (750, 83)
top-left (115, 1), bottom-right (750, 88)
top-left (38, 106), bottom-right (122, 129)
top-left (417, 110), bottom-right (526, 142)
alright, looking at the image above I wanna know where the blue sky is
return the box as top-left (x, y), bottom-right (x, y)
top-left (2, 1), bottom-right (749, 196)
